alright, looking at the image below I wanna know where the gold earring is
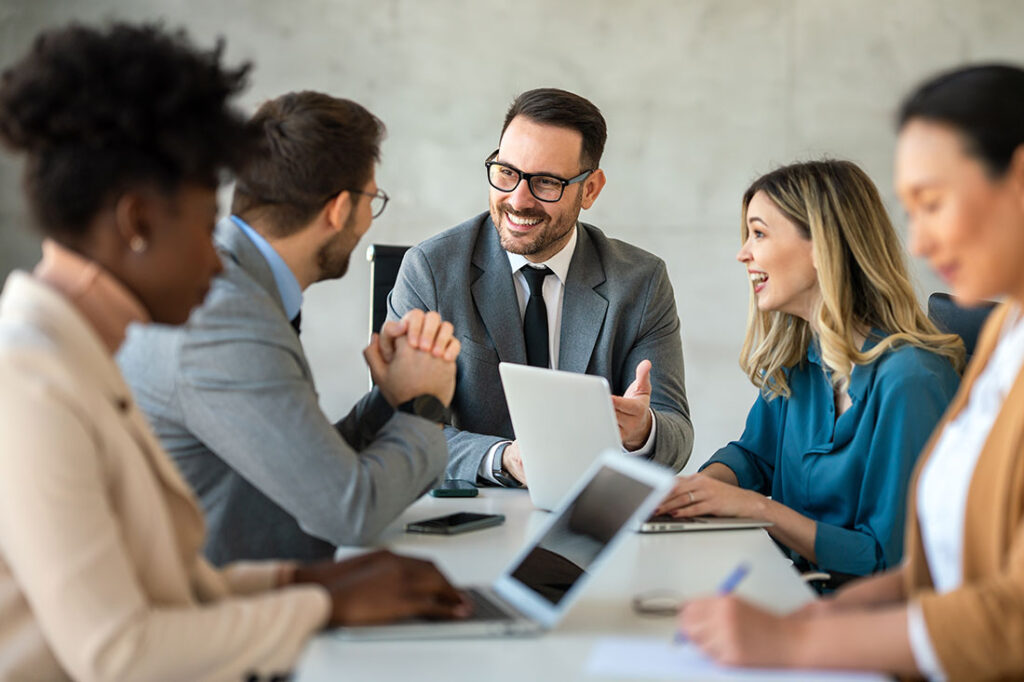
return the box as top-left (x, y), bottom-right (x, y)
top-left (129, 236), bottom-right (148, 254)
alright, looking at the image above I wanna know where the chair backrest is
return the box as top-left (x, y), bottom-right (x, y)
top-left (366, 244), bottom-right (410, 337)
top-left (927, 292), bottom-right (998, 361)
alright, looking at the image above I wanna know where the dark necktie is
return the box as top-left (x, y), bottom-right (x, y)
top-left (521, 265), bottom-right (553, 368)
top-left (290, 310), bottom-right (302, 335)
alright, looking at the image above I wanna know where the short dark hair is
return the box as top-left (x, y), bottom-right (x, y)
top-left (231, 91), bottom-right (385, 236)
top-left (898, 63), bottom-right (1024, 177)
top-left (500, 88), bottom-right (607, 169)
top-left (0, 22), bottom-right (253, 240)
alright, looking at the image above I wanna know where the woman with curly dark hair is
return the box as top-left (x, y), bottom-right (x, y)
top-left (0, 23), bottom-right (464, 681)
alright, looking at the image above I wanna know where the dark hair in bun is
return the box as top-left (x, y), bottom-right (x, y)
top-left (0, 22), bottom-right (255, 239)
top-left (899, 64), bottom-right (1024, 178)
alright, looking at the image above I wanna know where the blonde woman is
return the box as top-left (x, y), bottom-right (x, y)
top-left (678, 64), bottom-right (1024, 682)
top-left (657, 160), bottom-right (963, 581)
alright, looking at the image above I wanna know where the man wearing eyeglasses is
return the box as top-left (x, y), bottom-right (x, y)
top-left (118, 91), bottom-right (459, 563)
top-left (389, 88), bottom-right (694, 487)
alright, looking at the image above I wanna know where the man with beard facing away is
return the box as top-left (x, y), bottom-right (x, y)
top-left (388, 88), bottom-right (693, 488)
top-left (119, 91), bottom-right (460, 563)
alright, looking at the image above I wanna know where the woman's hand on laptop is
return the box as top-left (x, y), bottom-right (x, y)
top-left (655, 473), bottom-right (767, 520)
top-left (293, 550), bottom-right (470, 626)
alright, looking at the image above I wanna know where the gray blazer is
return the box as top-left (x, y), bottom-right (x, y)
top-left (388, 212), bottom-right (693, 482)
top-left (118, 218), bottom-right (448, 564)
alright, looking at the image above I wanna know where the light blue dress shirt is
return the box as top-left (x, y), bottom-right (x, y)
top-left (229, 214), bottom-right (302, 320)
top-left (702, 334), bottom-right (960, 576)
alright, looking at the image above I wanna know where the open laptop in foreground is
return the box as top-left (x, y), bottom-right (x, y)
top-left (498, 363), bottom-right (623, 510)
top-left (331, 452), bottom-right (674, 640)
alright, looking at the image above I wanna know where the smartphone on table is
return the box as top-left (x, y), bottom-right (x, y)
top-left (430, 479), bottom-right (479, 498)
top-left (405, 512), bottom-right (505, 535)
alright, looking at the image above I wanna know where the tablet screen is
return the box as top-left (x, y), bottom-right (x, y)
top-left (507, 464), bottom-right (654, 604)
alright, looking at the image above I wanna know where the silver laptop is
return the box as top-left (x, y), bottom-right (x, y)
top-left (331, 452), bottom-right (674, 640)
top-left (498, 363), bottom-right (623, 510)
top-left (639, 514), bottom-right (773, 533)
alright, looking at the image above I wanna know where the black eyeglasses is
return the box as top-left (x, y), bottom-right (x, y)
top-left (347, 188), bottom-right (389, 218)
top-left (484, 150), bottom-right (593, 203)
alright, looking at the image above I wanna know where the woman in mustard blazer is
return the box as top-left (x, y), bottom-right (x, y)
top-left (0, 23), bottom-right (463, 681)
top-left (678, 64), bottom-right (1024, 681)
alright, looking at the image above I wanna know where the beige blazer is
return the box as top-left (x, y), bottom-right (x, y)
top-left (904, 302), bottom-right (1024, 681)
top-left (0, 273), bottom-right (330, 682)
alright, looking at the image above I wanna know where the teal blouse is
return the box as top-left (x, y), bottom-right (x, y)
top-left (703, 336), bottom-right (960, 576)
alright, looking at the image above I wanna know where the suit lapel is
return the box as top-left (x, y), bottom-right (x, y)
top-left (5, 274), bottom-right (208, 554)
top-left (558, 224), bottom-right (608, 374)
top-left (120, 406), bottom-right (207, 557)
top-left (215, 217), bottom-right (314, 380)
top-left (471, 216), bottom-right (528, 364)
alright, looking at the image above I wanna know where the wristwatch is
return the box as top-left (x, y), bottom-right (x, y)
top-left (491, 442), bottom-right (522, 488)
top-left (397, 394), bottom-right (447, 424)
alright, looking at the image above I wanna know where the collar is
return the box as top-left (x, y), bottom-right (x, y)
top-left (806, 328), bottom-right (886, 401)
top-left (229, 214), bottom-right (303, 320)
top-left (2, 271), bottom-right (136, 406)
top-left (33, 239), bottom-right (150, 354)
top-left (506, 222), bottom-right (578, 283)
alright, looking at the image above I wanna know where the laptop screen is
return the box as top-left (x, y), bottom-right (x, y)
top-left (507, 464), bottom-right (655, 605)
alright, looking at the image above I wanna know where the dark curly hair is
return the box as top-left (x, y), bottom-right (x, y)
top-left (0, 22), bottom-right (255, 240)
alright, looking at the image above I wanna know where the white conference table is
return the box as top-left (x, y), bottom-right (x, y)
top-left (295, 489), bottom-right (890, 682)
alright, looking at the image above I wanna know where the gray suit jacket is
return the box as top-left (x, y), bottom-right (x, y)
top-left (388, 212), bottom-right (693, 481)
top-left (118, 218), bottom-right (448, 564)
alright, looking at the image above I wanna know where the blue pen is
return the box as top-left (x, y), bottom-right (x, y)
top-left (673, 561), bottom-right (751, 643)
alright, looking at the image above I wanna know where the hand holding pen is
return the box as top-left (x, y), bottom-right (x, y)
top-left (674, 561), bottom-right (750, 643)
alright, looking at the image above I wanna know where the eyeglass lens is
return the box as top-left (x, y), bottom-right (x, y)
top-left (488, 163), bottom-right (566, 202)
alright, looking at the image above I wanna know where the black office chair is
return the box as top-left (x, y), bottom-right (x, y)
top-left (366, 244), bottom-right (410, 388)
top-left (366, 244), bottom-right (410, 337)
top-left (927, 292), bottom-right (998, 362)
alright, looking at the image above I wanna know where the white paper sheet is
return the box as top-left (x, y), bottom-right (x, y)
top-left (585, 637), bottom-right (890, 681)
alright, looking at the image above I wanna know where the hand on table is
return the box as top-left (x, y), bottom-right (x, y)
top-left (611, 359), bottom-right (654, 450)
top-left (294, 550), bottom-right (470, 626)
top-left (655, 473), bottom-right (767, 519)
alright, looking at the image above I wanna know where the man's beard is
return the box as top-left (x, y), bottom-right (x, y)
top-left (317, 241), bottom-right (350, 281)
top-left (491, 193), bottom-right (581, 257)
top-left (316, 214), bottom-right (358, 282)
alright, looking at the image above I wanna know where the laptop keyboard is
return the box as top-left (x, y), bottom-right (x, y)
top-left (464, 587), bottom-right (515, 622)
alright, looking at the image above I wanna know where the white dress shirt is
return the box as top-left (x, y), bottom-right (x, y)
top-left (478, 225), bottom-right (656, 485)
top-left (908, 306), bottom-right (1024, 680)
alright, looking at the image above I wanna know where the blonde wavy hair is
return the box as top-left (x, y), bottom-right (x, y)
top-left (739, 159), bottom-right (964, 399)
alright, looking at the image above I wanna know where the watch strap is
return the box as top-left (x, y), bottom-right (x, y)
top-left (396, 394), bottom-right (447, 424)
top-left (491, 441), bottom-right (522, 488)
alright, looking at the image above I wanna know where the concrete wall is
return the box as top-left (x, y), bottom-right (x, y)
top-left (2, 0), bottom-right (1022, 470)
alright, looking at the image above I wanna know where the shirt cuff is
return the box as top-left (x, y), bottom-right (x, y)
top-left (907, 600), bottom-right (946, 681)
top-left (623, 409), bottom-right (657, 456)
top-left (478, 440), bottom-right (512, 485)
top-left (219, 560), bottom-right (288, 595)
